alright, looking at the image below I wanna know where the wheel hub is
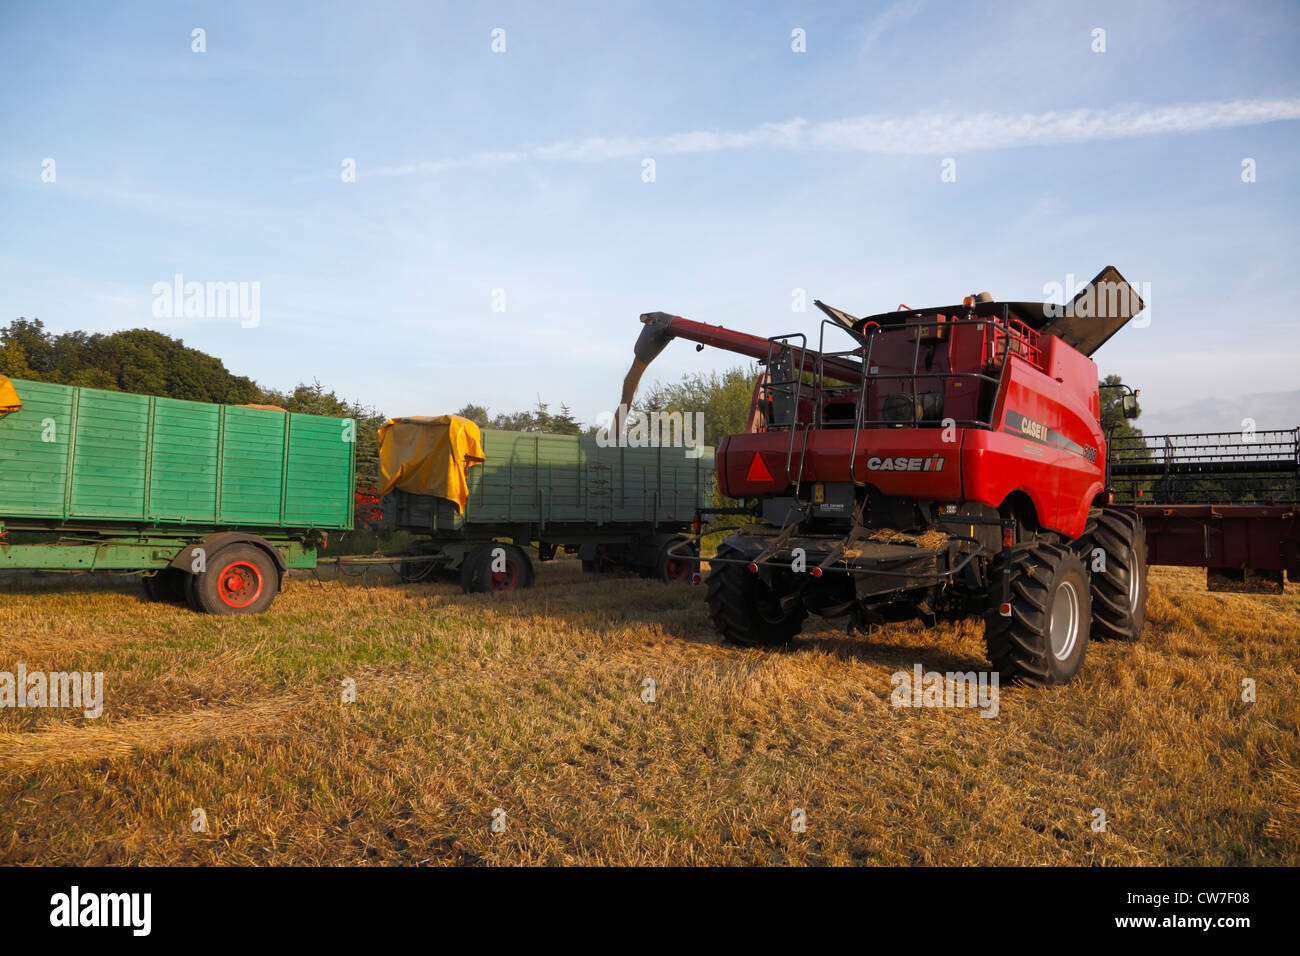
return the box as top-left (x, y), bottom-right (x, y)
top-left (218, 561), bottom-right (262, 608)
top-left (491, 561), bottom-right (519, 591)
top-left (1050, 580), bottom-right (1080, 660)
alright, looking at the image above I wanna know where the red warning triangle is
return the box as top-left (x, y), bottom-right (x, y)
top-left (745, 453), bottom-right (774, 483)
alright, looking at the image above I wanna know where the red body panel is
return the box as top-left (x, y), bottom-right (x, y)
top-left (719, 428), bottom-right (964, 500)
top-left (965, 350), bottom-right (1105, 538)
top-left (716, 326), bottom-right (1105, 539)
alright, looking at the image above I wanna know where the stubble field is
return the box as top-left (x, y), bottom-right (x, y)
top-left (1, 560), bottom-right (1297, 865)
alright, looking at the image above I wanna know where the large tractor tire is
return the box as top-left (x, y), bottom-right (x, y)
top-left (706, 545), bottom-right (806, 647)
top-left (192, 544), bottom-right (280, 616)
top-left (461, 543), bottom-right (534, 594)
top-left (1075, 509), bottom-right (1148, 642)
top-left (984, 542), bottom-right (1091, 687)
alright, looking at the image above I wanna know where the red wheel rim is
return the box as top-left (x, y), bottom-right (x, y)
top-left (490, 559), bottom-right (520, 592)
top-left (217, 560), bottom-right (264, 608)
top-left (665, 557), bottom-right (691, 583)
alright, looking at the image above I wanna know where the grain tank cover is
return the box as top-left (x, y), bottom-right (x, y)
top-left (378, 415), bottom-right (485, 513)
top-left (1035, 265), bottom-right (1145, 357)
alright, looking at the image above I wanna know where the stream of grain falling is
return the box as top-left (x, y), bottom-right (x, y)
top-left (613, 357), bottom-right (650, 438)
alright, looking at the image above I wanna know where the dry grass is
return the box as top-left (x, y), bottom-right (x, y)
top-left (0, 560), bottom-right (1296, 866)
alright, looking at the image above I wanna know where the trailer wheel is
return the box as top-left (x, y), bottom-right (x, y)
top-left (194, 544), bottom-right (279, 615)
top-left (1076, 509), bottom-right (1148, 642)
top-left (984, 542), bottom-right (1091, 687)
top-left (706, 545), bottom-right (806, 647)
top-left (581, 545), bottom-right (617, 574)
top-left (143, 567), bottom-right (188, 604)
top-left (654, 535), bottom-right (697, 584)
top-left (461, 543), bottom-right (534, 594)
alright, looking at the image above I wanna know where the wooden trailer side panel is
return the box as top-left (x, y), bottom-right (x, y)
top-left (0, 379), bottom-right (354, 532)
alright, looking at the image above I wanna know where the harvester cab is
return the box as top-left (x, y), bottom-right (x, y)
top-left (625, 267), bottom-right (1151, 688)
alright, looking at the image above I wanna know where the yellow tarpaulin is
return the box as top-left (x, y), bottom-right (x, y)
top-left (0, 375), bottom-right (20, 415)
top-left (377, 415), bottom-right (485, 513)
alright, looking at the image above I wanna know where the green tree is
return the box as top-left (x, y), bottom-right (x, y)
top-left (456, 399), bottom-right (582, 434)
top-left (0, 339), bottom-right (34, 379)
top-left (637, 364), bottom-right (760, 445)
top-left (0, 318), bottom-right (54, 377)
top-left (527, 400), bottom-right (581, 435)
top-left (0, 319), bottom-right (260, 403)
top-left (1099, 373), bottom-right (1143, 443)
top-left (454, 404), bottom-right (489, 427)
top-left (1097, 372), bottom-right (1155, 502)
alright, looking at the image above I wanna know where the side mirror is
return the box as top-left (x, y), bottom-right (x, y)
top-left (1121, 394), bottom-right (1138, 419)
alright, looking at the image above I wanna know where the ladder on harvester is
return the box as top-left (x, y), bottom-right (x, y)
top-left (760, 333), bottom-right (811, 496)
top-left (817, 318), bottom-right (874, 487)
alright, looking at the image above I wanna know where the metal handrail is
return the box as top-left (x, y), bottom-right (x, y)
top-left (751, 310), bottom-right (1048, 489)
top-left (760, 333), bottom-right (807, 485)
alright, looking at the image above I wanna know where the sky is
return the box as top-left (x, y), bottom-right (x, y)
top-left (1, 0), bottom-right (1297, 435)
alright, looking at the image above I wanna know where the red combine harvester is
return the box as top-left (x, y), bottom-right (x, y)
top-left (625, 268), bottom-right (1299, 687)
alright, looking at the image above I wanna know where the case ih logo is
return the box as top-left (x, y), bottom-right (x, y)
top-left (1017, 414), bottom-right (1049, 441)
top-left (866, 455), bottom-right (946, 472)
top-left (1004, 410), bottom-right (1097, 463)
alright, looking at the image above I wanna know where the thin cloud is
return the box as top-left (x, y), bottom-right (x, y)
top-left (367, 97), bottom-right (1300, 176)
top-left (862, 0), bottom-right (924, 50)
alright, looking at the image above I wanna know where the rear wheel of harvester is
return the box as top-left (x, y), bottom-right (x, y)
top-left (1075, 509), bottom-right (1148, 642)
top-left (984, 542), bottom-right (1091, 687)
top-left (460, 543), bottom-right (534, 594)
top-left (193, 544), bottom-right (279, 616)
top-left (706, 545), bottom-right (806, 647)
top-left (143, 567), bottom-right (188, 603)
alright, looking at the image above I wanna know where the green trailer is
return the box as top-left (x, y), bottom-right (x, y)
top-left (0, 377), bottom-right (354, 614)
top-left (386, 428), bottom-right (714, 592)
